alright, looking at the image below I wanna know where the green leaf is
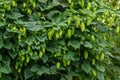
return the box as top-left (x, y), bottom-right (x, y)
top-left (97, 72), bottom-right (104, 80)
top-left (68, 40), bottom-right (80, 49)
top-left (1, 66), bottom-right (11, 74)
top-left (0, 72), bottom-right (1, 78)
top-left (118, 75), bottom-right (120, 80)
top-left (45, 2), bottom-right (60, 10)
top-left (63, 52), bottom-right (75, 60)
top-left (29, 13), bottom-right (40, 21)
top-left (0, 75), bottom-right (12, 80)
top-left (84, 41), bottom-right (92, 48)
top-left (111, 66), bottom-right (120, 72)
top-left (81, 62), bottom-right (92, 73)
top-left (31, 53), bottom-right (39, 60)
top-left (96, 9), bottom-right (108, 13)
top-left (37, 69), bottom-right (44, 76)
top-left (8, 52), bottom-right (17, 59)
top-left (0, 1), bottom-right (11, 5)
top-left (61, 77), bottom-right (66, 80)
top-left (8, 12), bottom-right (23, 20)
top-left (77, 74), bottom-right (83, 80)
top-left (96, 65), bottom-right (105, 72)
top-left (65, 74), bottom-right (73, 80)
top-left (50, 65), bottom-right (57, 74)
top-left (25, 22), bottom-right (44, 31)
top-left (0, 35), bottom-right (3, 49)
top-left (96, 24), bottom-right (107, 32)
top-left (3, 41), bottom-right (12, 49)
top-left (98, 42), bottom-right (107, 48)
top-left (25, 36), bottom-right (36, 45)
top-left (0, 20), bottom-right (5, 27)
top-left (53, 0), bottom-right (61, 4)
top-left (42, 66), bottom-right (50, 74)
top-left (36, 34), bottom-right (47, 42)
top-left (38, 0), bottom-right (47, 3)
top-left (30, 64), bottom-right (40, 72)
top-left (24, 67), bottom-right (35, 80)
top-left (2, 56), bottom-right (11, 66)
top-left (47, 45), bottom-right (60, 53)
top-left (0, 74), bottom-right (14, 80)
top-left (42, 54), bottom-right (48, 63)
top-left (53, 0), bottom-right (69, 7)
top-left (86, 10), bottom-right (93, 16)
top-left (0, 54), bottom-right (2, 61)
top-left (37, 66), bottom-right (50, 76)
top-left (14, 20), bottom-right (24, 25)
top-left (47, 11), bottom-right (60, 19)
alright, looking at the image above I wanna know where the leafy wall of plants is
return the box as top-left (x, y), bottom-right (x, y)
top-left (0, 0), bottom-right (120, 80)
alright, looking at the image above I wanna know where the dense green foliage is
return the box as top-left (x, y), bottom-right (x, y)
top-left (0, 0), bottom-right (120, 80)
top-left (104, 0), bottom-right (120, 79)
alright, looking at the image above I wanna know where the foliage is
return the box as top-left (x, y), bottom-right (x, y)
top-left (104, 1), bottom-right (120, 80)
top-left (0, 0), bottom-right (120, 80)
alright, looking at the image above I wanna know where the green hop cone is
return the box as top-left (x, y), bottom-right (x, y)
top-left (116, 26), bottom-right (119, 33)
top-left (23, 3), bottom-right (26, 8)
top-left (39, 51), bottom-right (43, 58)
top-left (67, 29), bottom-right (72, 38)
top-left (67, 60), bottom-right (70, 66)
top-left (27, 9), bottom-right (32, 14)
top-left (95, 54), bottom-right (99, 60)
top-left (68, 0), bottom-right (72, 3)
top-left (7, 6), bottom-right (11, 11)
top-left (87, 19), bottom-right (92, 26)
top-left (32, 2), bottom-right (36, 8)
top-left (12, 1), bottom-right (17, 7)
top-left (92, 70), bottom-right (97, 76)
top-left (92, 59), bottom-right (95, 65)
top-left (59, 30), bottom-right (63, 37)
top-left (21, 56), bottom-right (25, 61)
top-left (56, 62), bottom-right (60, 69)
top-left (55, 32), bottom-right (59, 39)
top-left (88, 2), bottom-right (91, 8)
top-left (15, 65), bottom-right (18, 70)
top-left (68, 17), bottom-right (72, 25)
top-left (26, 56), bottom-right (30, 63)
top-left (18, 68), bottom-right (21, 73)
top-left (91, 35), bottom-right (95, 40)
top-left (2, 13), bottom-right (5, 17)
top-left (84, 51), bottom-right (88, 59)
top-left (12, 26), bottom-right (17, 31)
top-left (81, 0), bottom-right (84, 7)
top-left (100, 53), bottom-right (104, 60)
top-left (75, 17), bottom-right (80, 28)
top-left (80, 22), bottom-right (85, 32)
